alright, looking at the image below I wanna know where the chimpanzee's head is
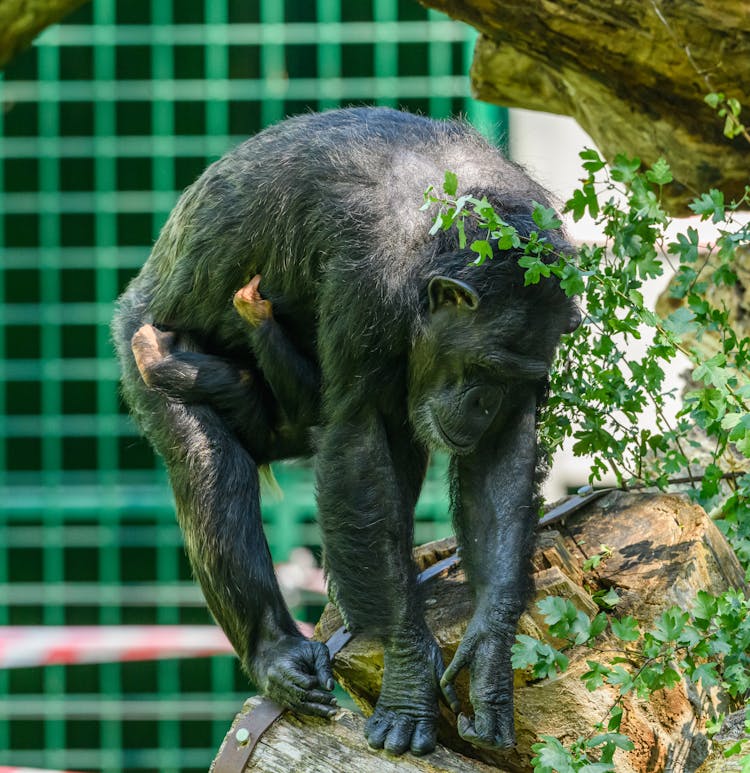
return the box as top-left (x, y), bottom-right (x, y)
top-left (407, 264), bottom-right (579, 455)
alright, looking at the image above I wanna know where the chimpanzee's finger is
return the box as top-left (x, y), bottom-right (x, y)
top-left (440, 650), bottom-right (469, 713)
top-left (313, 644), bottom-right (335, 690)
top-left (301, 688), bottom-right (338, 705)
top-left (297, 700), bottom-right (339, 719)
top-left (281, 667), bottom-right (318, 691)
top-left (456, 714), bottom-right (481, 746)
top-left (440, 679), bottom-right (460, 713)
top-left (273, 678), bottom-right (338, 712)
top-left (472, 706), bottom-right (496, 746)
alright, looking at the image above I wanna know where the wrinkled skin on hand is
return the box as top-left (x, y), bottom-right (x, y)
top-left (251, 634), bottom-right (337, 718)
top-left (441, 607), bottom-right (518, 748)
top-left (365, 634), bottom-right (447, 756)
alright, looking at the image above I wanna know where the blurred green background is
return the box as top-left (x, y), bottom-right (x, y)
top-left (0, 1), bottom-right (507, 770)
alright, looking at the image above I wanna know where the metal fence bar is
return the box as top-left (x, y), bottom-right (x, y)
top-left (0, 2), bottom-right (501, 769)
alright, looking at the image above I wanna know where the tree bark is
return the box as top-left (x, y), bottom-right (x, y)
top-left (0, 0), bottom-right (89, 69)
top-left (212, 696), bottom-right (503, 773)
top-left (418, 0), bottom-right (750, 211)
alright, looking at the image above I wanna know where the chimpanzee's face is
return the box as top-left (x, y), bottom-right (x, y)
top-left (407, 274), bottom-right (569, 455)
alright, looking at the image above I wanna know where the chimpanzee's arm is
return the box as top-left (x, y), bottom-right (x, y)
top-left (234, 277), bottom-right (320, 427)
top-left (248, 319), bottom-right (319, 426)
top-left (442, 391), bottom-right (538, 749)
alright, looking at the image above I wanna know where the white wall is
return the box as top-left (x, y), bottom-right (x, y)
top-left (507, 109), bottom-right (688, 499)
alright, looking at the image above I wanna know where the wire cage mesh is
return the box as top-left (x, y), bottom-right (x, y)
top-left (0, 1), bottom-right (507, 769)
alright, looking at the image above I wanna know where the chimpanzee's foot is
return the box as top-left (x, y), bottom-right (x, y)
top-left (131, 324), bottom-right (176, 386)
top-left (251, 634), bottom-right (338, 719)
top-left (364, 636), bottom-right (443, 756)
top-left (233, 275), bottom-right (273, 327)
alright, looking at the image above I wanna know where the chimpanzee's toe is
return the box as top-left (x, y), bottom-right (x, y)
top-left (364, 710), bottom-right (391, 749)
top-left (410, 720), bottom-right (437, 755)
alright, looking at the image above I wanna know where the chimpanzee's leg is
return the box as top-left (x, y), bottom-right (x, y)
top-left (114, 304), bottom-right (336, 716)
top-left (317, 410), bottom-right (442, 755)
top-left (130, 323), bottom-right (314, 461)
top-left (130, 323), bottom-right (284, 461)
top-left (131, 325), bottom-right (257, 412)
top-left (234, 276), bottom-right (320, 428)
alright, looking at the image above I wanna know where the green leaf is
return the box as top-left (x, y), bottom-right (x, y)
top-left (593, 587), bottom-right (621, 609)
top-left (469, 239), bottom-right (493, 266)
top-left (559, 263), bottom-right (586, 297)
top-left (443, 170), bottom-right (458, 197)
top-left (608, 706), bottom-right (623, 732)
top-left (667, 227), bottom-right (700, 264)
top-left (583, 553), bottom-right (603, 571)
top-left (456, 217), bottom-right (467, 249)
top-left (582, 660), bottom-right (610, 691)
top-left (589, 612), bottom-right (609, 637)
top-left (538, 596), bottom-right (574, 627)
top-left (611, 616), bottom-right (640, 642)
top-left (704, 92), bottom-right (723, 109)
top-left (511, 634), bottom-right (542, 669)
top-left (652, 608), bottom-right (688, 642)
top-left (532, 736), bottom-right (577, 773)
top-left (693, 354), bottom-right (730, 389)
top-left (689, 189), bottom-right (725, 223)
top-left (580, 147), bottom-right (606, 173)
top-left (588, 733), bottom-right (635, 751)
top-left (646, 158), bottom-right (673, 186)
top-left (724, 741), bottom-right (744, 759)
top-left (518, 253), bottom-right (551, 285)
top-left (532, 201), bottom-right (563, 230)
top-left (663, 307), bottom-right (698, 337)
top-left (564, 183), bottom-right (599, 221)
top-left (692, 590), bottom-right (718, 624)
top-left (691, 662), bottom-right (719, 688)
top-left (610, 154), bottom-right (641, 183)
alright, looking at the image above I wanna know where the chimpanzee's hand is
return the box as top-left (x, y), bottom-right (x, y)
top-left (364, 634), bottom-right (444, 756)
top-left (251, 634), bottom-right (338, 719)
top-left (440, 610), bottom-right (516, 749)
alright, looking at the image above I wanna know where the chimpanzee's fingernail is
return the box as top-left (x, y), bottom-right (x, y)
top-left (326, 678), bottom-right (335, 691)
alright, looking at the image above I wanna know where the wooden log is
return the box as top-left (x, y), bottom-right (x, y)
top-left (211, 492), bottom-right (745, 771)
top-left (317, 491), bottom-right (746, 772)
top-left (696, 710), bottom-right (750, 772)
top-left (417, 0), bottom-right (750, 212)
top-left (211, 696), bottom-right (504, 773)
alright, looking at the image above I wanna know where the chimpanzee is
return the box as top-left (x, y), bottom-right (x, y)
top-left (112, 107), bottom-right (579, 756)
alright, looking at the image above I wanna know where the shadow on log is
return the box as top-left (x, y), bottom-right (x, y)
top-left (213, 492), bottom-right (746, 771)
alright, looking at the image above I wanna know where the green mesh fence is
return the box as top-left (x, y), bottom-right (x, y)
top-left (0, 1), bottom-right (507, 770)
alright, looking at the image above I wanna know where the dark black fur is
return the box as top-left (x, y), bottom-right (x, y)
top-left (112, 107), bottom-right (578, 755)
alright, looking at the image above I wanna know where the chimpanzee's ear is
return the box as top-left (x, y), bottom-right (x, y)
top-left (428, 275), bottom-right (480, 314)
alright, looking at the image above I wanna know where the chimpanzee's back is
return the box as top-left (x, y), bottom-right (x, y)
top-left (124, 108), bottom-right (544, 351)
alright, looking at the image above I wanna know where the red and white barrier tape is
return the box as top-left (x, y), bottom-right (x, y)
top-left (0, 768), bottom-right (84, 773)
top-left (0, 622), bottom-right (315, 669)
top-left (0, 625), bottom-right (233, 669)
